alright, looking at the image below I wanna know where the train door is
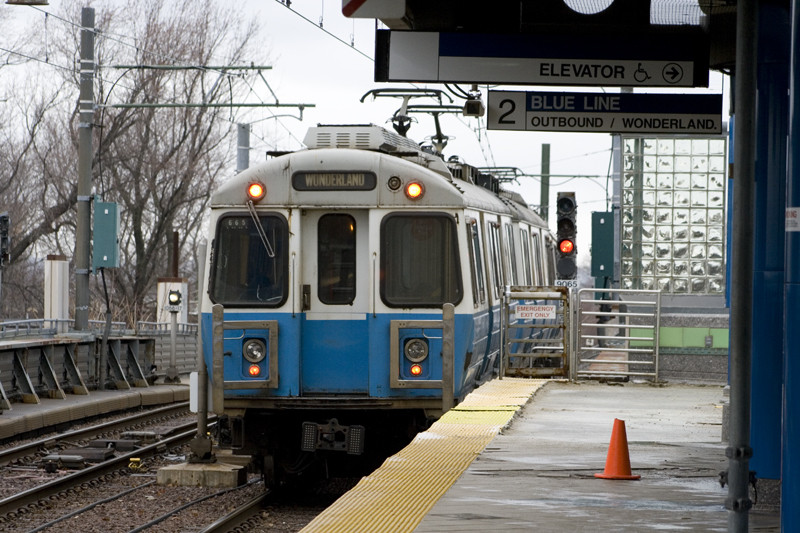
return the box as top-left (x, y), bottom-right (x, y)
top-left (480, 215), bottom-right (504, 379)
top-left (300, 210), bottom-right (370, 394)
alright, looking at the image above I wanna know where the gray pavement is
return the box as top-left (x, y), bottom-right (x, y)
top-left (414, 381), bottom-right (780, 532)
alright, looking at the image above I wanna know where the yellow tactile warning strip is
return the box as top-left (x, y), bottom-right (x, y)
top-left (299, 378), bottom-right (548, 533)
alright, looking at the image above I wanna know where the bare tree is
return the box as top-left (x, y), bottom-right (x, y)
top-left (0, 0), bottom-right (265, 323)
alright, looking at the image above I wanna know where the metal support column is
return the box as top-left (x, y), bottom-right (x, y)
top-left (539, 144), bottom-right (550, 222)
top-left (751, 3), bottom-right (790, 488)
top-left (727, 0), bottom-right (758, 529)
top-left (189, 242), bottom-right (214, 462)
top-left (783, 0), bottom-right (800, 527)
top-left (74, 7), bottom-right (95, 331)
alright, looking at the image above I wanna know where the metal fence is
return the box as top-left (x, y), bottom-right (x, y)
top-left (0, 318), bottom-right (199, 412)
top-left (574, 288), bottom-right (662, 381)
top-left (501, 285), bottom-right (570, 379)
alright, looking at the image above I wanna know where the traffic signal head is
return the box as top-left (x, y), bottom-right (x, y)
top-left (555, 192), bottom-right (577, 279)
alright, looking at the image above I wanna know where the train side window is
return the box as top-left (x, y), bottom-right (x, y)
top-left (504, 224), bottom-right (518, 286)
top-left (546, 238), bottom-right (557, 285)
top-left (318, 214), bottom-right (356, 305)
top-left (487, 222), bottom-right (502, 299)
top-left (532, 233), bottom-right (543, 285)
top-left (381, 213), bottom-right (463, 308)
top-left (467, 220), bottom-right (486, 305)
top-left (521, 229), bottom-right (533, 285)
top-left (209, 214), bottom-right (288, 307)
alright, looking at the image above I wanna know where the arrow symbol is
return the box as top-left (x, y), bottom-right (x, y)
top-left (666, 67), bottom-right (680, 80)
top-left (662, 63), bottom-right (684, 84)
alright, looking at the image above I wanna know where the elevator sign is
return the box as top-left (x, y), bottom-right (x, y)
top-left (488, 91), bottom-right (722, 134)
top-left (375, 31), bottom-right (709, 88)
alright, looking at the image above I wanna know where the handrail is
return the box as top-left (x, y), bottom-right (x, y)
top-left (137, 321), bottom-right (198, 335)
top-left (0, 319), bottom-right (64, 338)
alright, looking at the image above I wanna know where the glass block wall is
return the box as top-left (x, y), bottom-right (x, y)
top-left (621, 137), bottom-right (727, 294)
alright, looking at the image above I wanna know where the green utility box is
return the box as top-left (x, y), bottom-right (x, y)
top-left (591, 211), bottom-right (614, 277)
top-left (93, 202), bottom-right (120, 269)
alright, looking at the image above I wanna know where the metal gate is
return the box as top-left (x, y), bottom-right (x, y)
top-left (574, 288), bottom-right (662, 381)
top-left (501, 286), bottom-right (569, 378)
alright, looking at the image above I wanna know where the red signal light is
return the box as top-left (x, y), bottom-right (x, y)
top-left (410, 364), bottom-right (423, 376)
top-left (559, 239), bottom-right (574, 254)
top-left (248, 365), bottom-right (261, 377)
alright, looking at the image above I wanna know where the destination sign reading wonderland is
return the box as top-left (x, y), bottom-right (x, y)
top-left (488, 91), bottom-right (723, 134)
top-left (292, 171), bottom-right (377, 191)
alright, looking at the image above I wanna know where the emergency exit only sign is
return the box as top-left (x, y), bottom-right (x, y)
top-left (516, 305), bottom-right (556, 320)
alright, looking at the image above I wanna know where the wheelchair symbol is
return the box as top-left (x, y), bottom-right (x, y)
top-left (634, 63), bottom-right (651, 83)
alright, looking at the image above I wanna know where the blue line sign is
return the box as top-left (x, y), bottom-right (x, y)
top-left (487, 91), bottom-right (723, 134)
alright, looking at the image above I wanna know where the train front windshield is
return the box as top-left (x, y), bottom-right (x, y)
top-left (210, 214), bottom-right (289, 306)
top-left (381, 213), bottom-right (462, 307)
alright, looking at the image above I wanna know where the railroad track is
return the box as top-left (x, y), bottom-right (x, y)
top-left (0, 419), bottom-right (211, 517)
top-left (199, 490), bottom-right (271, 533)
top-left (0, 402), bottom-right (192, 466)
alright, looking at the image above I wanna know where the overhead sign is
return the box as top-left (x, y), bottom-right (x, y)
top-left (488, 91), bottom-right (722, 134)
top-left (375, 31), bottom-right (709, 88)
top-left (342, 0), bottom-right (404, 18)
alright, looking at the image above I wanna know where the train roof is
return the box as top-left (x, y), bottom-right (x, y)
top-left (212, 124), bottom-right (547, 227)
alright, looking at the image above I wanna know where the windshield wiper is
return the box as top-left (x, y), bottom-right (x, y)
top-left (246, 200), bottom-right (275, 258)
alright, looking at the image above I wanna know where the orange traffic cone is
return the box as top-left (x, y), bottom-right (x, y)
top-left (594, 418), bottom-right (640, 480)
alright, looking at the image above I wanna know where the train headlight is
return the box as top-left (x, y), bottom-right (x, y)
top-left (247, 182), bottom-right (266, 202)
top-left (404, 338), bottom-right (428, 363)
top-left (405, 181), bottom-right (424, 200)
top-left (243, 339), bottom-right (266, 364)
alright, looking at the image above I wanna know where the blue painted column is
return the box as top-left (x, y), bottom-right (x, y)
top-left (783, 0), bottom-right (800, 527)
top-left (751, 4), bottom-right (789, 484)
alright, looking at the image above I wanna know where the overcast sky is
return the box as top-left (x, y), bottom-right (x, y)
top-left (2, 0), bottom-right (729, 271)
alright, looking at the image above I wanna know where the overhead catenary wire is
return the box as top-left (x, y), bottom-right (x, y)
top-left (271, 0), bottom-right (374, 62)
top-left (19, 3), bottom-right (314, 151)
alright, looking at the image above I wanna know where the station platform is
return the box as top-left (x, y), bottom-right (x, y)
top-left (301, 379), bottom-right (781, 532)
top-left (0, 382), bottom-right (190, 440)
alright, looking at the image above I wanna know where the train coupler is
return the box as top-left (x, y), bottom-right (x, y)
top-left (301, 418), bottom-right (365, 455)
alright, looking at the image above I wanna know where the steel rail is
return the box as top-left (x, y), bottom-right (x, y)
top-left (0, 419), bottom-right (213, 516)
top-left (199, 491), bottom-right (271, 533)
top-left (0, 402), bottom-right (191, 466)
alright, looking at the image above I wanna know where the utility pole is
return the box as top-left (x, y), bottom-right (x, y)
top-left (75, 6), bottom-right (94, 330)
top-left (540, 144), bottom-right (550, 222)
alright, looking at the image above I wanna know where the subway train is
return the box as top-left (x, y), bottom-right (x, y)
top-left (197, 122), bottom-right (559, 483)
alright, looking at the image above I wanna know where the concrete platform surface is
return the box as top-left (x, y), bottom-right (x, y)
top-left (0, 383), bottom-right (190, 440)
top-left (413, 381), bottom-right (780, 532)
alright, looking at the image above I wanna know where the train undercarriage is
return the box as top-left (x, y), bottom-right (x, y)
top-left (215, 407), bottom-right (433, 488)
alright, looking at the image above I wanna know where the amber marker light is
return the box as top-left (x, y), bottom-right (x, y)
top-left (248, 365), bottom-right (261, 377)
top-left (410, 364), bottom-right (423, 376)
top-left (247, 182), bottom-right (266, 201)
top-left (405, 182), bottom-right (424, 200)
